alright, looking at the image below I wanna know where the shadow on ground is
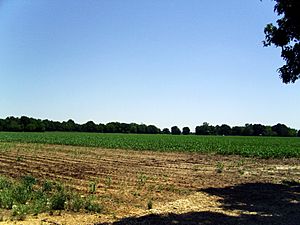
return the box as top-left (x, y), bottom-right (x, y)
top-left (96, 181), bottom-right (300, 225)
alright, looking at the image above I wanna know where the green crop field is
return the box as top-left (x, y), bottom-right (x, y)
top-left (0, 132), bottom-right (299, 158)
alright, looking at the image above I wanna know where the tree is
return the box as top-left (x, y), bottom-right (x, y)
top-left (147, 125), bottom-right (160, 134)
top-left (272, 123), bottom-right (289, 136)
top-left (218, 124), bottom-right (232, 135)
top-left (62, 119), bottom-right (76, 131)
top-left (0, 119), bottom-right (4, 131)
top-left (137, 124), bottom-right (147, 134)
top-left (82, 121), bottom-right (97, 132)
top-left (298, 130), bottom-right (300, 137)
top-left (231, 126), bottom-right (244, 136)
top-left (182, 127), bottom-right (190, 135)
top-left (162, 128), bottom-right (170, 134)
top-left (263, 0), bottom-right (300, 83)
top-left (263, 126), bottom-right (277, 136)
top-left (195, 122), bottom-right (211, 135)
top-left (171, 126), bottom-right (181, 135)
top-left (242, 124), bottom-right (254, 136)
top-left (105, 122), bottom-right (117, 133)
top-left (252, 124), bottom-right (266, 136)
top-left (129, 123), bottom-right (138, 133)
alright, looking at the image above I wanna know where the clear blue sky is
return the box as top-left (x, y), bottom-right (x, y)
top-left (0, 0), bottom-right (299, 130)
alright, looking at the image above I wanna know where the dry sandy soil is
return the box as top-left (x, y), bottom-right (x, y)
top-left (0, 143), bottom-right (299, 225)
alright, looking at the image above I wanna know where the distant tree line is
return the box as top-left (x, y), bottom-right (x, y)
top-left (0, 116), bottom-right (299, 137)
top-left (193, 122), bottom-right (298, 137)
top-left (0, 116), bottom-right (161, 134)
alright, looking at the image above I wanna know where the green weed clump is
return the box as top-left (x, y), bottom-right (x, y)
top-left (0, 176), bottom-right (102, 221)
top-left (216, 162), bottom-right (224, 173)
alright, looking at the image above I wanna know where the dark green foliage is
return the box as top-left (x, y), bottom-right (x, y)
top-left (68, 193), bottom-right (85, 212)
top-left (0, 176), bottom-right (12, 190)
top-left (84, 195), bottom-right (102, 213)
top-left (252, 124), bottom-right (266, 136)
top-left (218, 124), bottom-right (232, 135)
top-left (272, 123), bottom-right (290, 137)
top-left (0, 116), bottom-right (298, 137)
top-left (0, 117), bottom-right (161, 135)
top-left (0, 176), bottom-right (103, 220)
top-left (42, 180), bottom-right (53, 192)
top-left (171, 126), bottom-right (181, 135)
top-left (162, 128), bottom-right (170, 134)
top-left (264, 0), bottom-right (300, 83)
top-left (231, 126), bottom-right (244, 136)
top-left (195, 122), bottom-right (214, 135)
top-left (182, 127), bottom-right (190, 135)
top-left (50, 191), bottom-right (67, 210)
top-left (147, 125), bottom-right (161, 134)
top-left (0, 189), bottom-right (14, 209)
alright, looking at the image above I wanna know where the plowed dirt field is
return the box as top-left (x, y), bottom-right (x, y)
top-left (0, 142), bottom-right (299, 224)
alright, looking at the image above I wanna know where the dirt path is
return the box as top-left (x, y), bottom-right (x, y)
top-left (0, 143), bottom-right (299, 224)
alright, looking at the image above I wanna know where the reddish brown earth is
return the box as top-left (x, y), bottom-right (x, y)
top-left (0, 142), bottom-right (299, 224)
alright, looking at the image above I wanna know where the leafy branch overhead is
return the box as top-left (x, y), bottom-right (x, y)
top-left (263, 0), bottom-right (300, 83)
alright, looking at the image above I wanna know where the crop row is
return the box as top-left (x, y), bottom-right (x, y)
top-left (0, 132), bottom-right (299, 158)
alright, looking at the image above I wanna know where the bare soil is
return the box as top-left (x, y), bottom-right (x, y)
top-left (0, 143), bottom-right (299, 225)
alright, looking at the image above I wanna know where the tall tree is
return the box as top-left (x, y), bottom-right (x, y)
top-left (162, 128), bottom-right (171, 134)
top-left (171, 126), bottom-right (181, 135)
top-left (182, 127), bottom-right (190, 135)
top-left (263, 0), bottom-right (300, 83)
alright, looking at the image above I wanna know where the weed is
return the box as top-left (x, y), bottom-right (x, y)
top-left (84, 195), bottom-right (102, 213)
top-left (16, 156), bottom-right (23, 162)
top-left (137, 173), bottom-right (148, 188)
top-left (0, 189), bottom-right (14, 209)
top-left (13, 184), bottom-right (32, 204)
top-left (156, 184), bottom-right (164, 192)
top-left (216, 162), bottom-right (224, 173)
top-left (147, 199), bottom-right (153, 210)
top-left (42, 180), bottom-right (53, 192)
top-left (49, 190), bottom-right (67, 210)
top-left (236, 159), bottom-right (245, 167)
top-left (105, 176), bottom-right (112, 189)
top-left (147, 184), bottom-right (155, 191)
top-left (11, 204), bottom-right (30, 220)
top-left (21, 175), bottom-right (37, 191)
top-left (165, 183), bottom-right (175, 192)
top-left (0, 176), bottom-right (12, 189)
top-left (238, 168), bottom-right (245, 175)
top-left (89, 181), bottom-right (97, 194)
top-left (31, 193), bottom-right (48, 215)
top-left (68, 194), bottom-right (84, 212)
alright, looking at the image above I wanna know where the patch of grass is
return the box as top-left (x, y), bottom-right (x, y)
top-left (68, 193), bottom-right (85, 212)
top-left (0, 176), bottom-right (103, 220)
top-left (49, 190), bottom-right (67, 210)
top-left (84, 195), bottom-right (102, 213)
top-left (12, 204), bottom-right (30, 221)
top-left (0, 176), bottom-right (12, 190)
top-left (42, 180), bottom-right (53, 192)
